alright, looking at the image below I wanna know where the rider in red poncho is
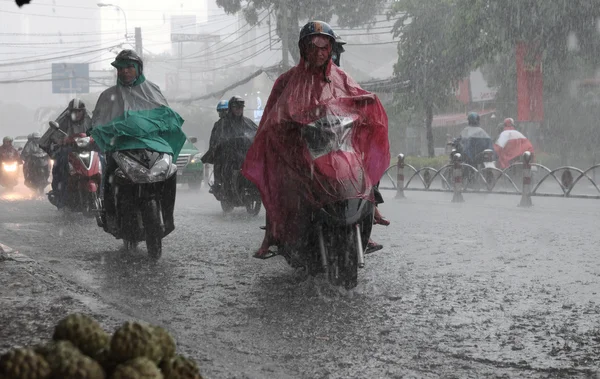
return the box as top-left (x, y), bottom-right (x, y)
top-left (242, 21), bottom-right (391, 257)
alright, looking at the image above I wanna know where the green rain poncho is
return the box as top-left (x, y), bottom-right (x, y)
top-left (90, 71), bottom-right (186, 160)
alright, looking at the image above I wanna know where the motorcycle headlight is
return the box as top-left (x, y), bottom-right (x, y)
top-left (75, 137), bottom-right (91, 148)
top-left (190, 153), bottom-right (203, 164)
top-left (113, 152), bottom-right (175, 184)
top-left (2, 162), bottom-right (17, 172)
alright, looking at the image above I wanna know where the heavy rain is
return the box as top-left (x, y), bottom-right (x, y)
top-left (1, 0), bottom-right (600, 378)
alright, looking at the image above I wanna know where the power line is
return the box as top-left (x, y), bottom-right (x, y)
top-left (0, 39), bottom-right (122, 64)
top-left (0, 43), bottom-right (122, 67)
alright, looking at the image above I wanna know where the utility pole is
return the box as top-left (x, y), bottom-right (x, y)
top-left (135, 27), bottom-right (143, 59)
top-left (281, 8), bottom-right (289, 69)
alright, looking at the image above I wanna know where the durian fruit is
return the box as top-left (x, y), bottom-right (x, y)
top-left (33, 340), bottom-right (82, 372)
top-left (53, 313), bottom-right (111, 357)
top-left (110, 322), bottom-right (162, 364)
top-left (95, 347), bottom-right (119, 376)
top-left (160, 356), bottom-right (203, 379)
top-left (0, 348), bottom-right (51, 379)
top-left (150, 326), bottom-right (176, 361)
top-left (51, 353), bottom-right (106, 379)
top-left (111, 357), bottom-right (163, 379)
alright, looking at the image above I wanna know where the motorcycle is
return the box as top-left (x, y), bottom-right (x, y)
top-left (209, 134), bottom-right (262, 216)
top-left (23, 150), bottom-right (51, 195)
top-left (47, 121), bottom-right (102, 219)
top-left (0, 154), bottom-right (20, 191)
top-left (100, 148), bottom-right (178, 259)
top-left (447, 139), bottom-right (496, 190)
top-left (269, 114), bottom-right (376, 290)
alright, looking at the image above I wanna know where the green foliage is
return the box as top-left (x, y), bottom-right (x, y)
top-left (404, 155), bottom-right (448, 170)
top-left (390, 0), bottom-right (475, 157)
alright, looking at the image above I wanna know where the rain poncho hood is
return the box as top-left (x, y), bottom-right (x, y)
top-left (494, 126), bottom-right (534, 169)
top-left (90, 79), bottom-right (186, 160)
top-left (242, 59), bottom-right (390, 242)
top-left (458, 125), bottom-right (493, 165)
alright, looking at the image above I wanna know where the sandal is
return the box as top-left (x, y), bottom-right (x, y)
top-left (253, 247), bottom-right (278, 259)
top-left (374, 216), bottom-right (390, 226)
top-left (365, 239), bottom-right (383, 254)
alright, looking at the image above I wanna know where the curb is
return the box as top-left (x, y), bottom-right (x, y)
top-left (0, 242), bottom-right (34, 262)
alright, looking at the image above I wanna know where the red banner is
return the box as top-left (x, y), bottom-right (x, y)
top-left (516, 42), bottom-right (544, 122)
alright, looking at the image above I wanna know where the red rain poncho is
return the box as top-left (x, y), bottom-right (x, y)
top-left (242, 59), bottom-right (390, 243)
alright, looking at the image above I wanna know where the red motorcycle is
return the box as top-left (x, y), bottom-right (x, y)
top-left (47, 121), bottom-right (102, 220)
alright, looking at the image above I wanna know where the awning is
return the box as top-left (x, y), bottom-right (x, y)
top-left (432, 109), bottom-right (496, 128)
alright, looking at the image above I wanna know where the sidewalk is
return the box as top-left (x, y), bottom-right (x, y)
top-left (0, 242), bottom-right (122, 353)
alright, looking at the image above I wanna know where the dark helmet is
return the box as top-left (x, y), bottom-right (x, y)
top-left (68, 98), bottom-right (86, 111)
top-left (332, 31), bottom-right (346, 67)
top-left (467, 112), bottom-right (480, 126)
top-left (216, 100), bottom-right (229, 111)
top-left (111, 49), bottom-right (144, 73)
top-left (298, 21), bottom-right (336, 59)
top-left (333, 31), bottom-right (346, 53)
top-left (228, 95), bottom-right (245, 108)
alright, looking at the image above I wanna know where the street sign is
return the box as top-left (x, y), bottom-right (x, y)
top-left (51, 63), bottom-right (89, 94)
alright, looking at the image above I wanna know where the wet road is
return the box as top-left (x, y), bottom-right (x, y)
top-left (1, 184), bottom-right (599, 378)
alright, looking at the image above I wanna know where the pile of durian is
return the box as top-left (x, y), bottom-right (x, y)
top-left (0, 313), bottom-right (203, 379)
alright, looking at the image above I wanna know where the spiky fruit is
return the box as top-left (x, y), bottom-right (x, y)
top-left (34, 340), bottom-right (83, 372)
top-left (111, 357), bottom-right (163, 379)
top-left (53, 313), bottom-right (111, 357)
top-left (110, 322), bottom-right (162, 364)
top-left (159, 356), bottom-right (203, 379)
top-left (52, 353), bottom-right (105, 379)
top-left (151, 326), bottom-right (176, 361)
top-left (0, 348), bottom-right (51, 379)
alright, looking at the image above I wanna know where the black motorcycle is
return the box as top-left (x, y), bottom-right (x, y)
top-left (209, 134), bottom-right (262, 216)
top-left (101, 149), bottom-right (177, 259)
top-left (447, 139), bottom-right (496, 190)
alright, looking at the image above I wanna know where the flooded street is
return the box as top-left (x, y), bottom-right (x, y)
top-left (1, 185), bottom-right (599, 378)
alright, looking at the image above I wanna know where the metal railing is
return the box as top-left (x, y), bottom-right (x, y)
top-left (380, 153), bottom-right (600, 200)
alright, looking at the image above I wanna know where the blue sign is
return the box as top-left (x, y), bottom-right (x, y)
top-left (52, 63), bottom-right (89, 94)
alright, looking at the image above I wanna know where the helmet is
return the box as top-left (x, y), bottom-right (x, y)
top-left (111, 49), bottom-right (144, 73)
top-left (298, 21), bottom-right (336, 60)
top-left (3, 136), bottom-right (13, 144)
top-left (467, 112), bottom-right (480, 126)
top-left (333, 31), bottom-right (346, 53)
top-left (28, 132), bottom-right (41, 140)
top-left (299, 21), bottom-right (336, 44)
top-left (217, 100), bottom-right (229, 111)
top-left (228, 95), bottom-right (245, 108)
top-left (504, 117), bottom-right (515, 128)
top-left (68, 98), bottom-right (86, 111)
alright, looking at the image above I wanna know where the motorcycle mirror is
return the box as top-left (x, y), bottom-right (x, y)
top-left (189, 137), bottom-right (198, 144)
top-left (49, 121), bottom-right (59, 130)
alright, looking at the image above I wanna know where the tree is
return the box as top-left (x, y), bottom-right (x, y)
top-left (216, 0), bottom-right (389, 66)
top-left (391, 0), bottom-right (474, 157)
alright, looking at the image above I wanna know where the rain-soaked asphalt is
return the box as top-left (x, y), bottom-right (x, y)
top-left (1, 183), bottom-right (600, 378)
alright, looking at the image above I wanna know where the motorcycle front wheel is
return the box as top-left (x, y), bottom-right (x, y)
top-left (245, 199), bottom-right (262, 216)
top-left (327, 225), bottom-right (359, 290)
top-left (142, 199), bottom-right (162, 260)
top-left (220, 200), bottom-right (234, 213)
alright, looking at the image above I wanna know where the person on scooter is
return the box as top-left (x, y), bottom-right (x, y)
top-left (202, 96), bottom-right (258, 198)
top-left (48, 98), bottom-right (92, 208)
top-left (0, 136), bottom-right (19, 162)
top-left (89, 49), bottom-right (185, 234)
top-left (20, 132), bottom-right (47, 186)
top-left (494, 117), bottom-right (534, 169)
top-left (243, 21), bottom-right (390, 258)
top-left (456, 112), bottom-right (493, 167)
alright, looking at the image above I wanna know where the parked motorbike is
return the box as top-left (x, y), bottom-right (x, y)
top-left (47, 121), bottom-right (102, 219)
top-left (209, 134), bottom-right (262, 215)
top-left (100, 148), bottom-right (177, 259)
top-left (268, 114), bottom-right (376, 290)
top-left (0, 155), bottom-right (20, 191)
top-left (23, 150), bottom-right (51, 195)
